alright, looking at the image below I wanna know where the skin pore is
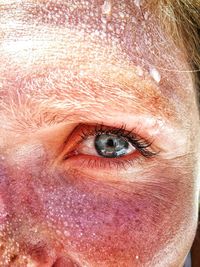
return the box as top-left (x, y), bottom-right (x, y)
top-left (0, 0), bottom-right (200, 266)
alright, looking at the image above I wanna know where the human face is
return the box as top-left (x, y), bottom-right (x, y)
top-left (0, 1), bottom-right (199, 266)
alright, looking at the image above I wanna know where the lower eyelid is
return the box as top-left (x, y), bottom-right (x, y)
top-left (63, 152), bottom-right (142, 172)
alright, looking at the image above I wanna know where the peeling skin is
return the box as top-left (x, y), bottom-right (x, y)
top-left (0, 0), bottom-right (200, 267)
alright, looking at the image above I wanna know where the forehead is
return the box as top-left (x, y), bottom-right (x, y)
top-left (0, 0), bottom-right (191, 80)
top-left (0, 0), bottom-right (197, 126)
top-left (0, 0), bottom-right (189, 69)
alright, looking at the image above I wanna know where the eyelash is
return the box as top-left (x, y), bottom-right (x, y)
top-left (63, 123), bottom-right (158, 171)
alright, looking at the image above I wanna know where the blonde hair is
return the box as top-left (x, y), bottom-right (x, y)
top-left (146, 0), bottom-right (200, 98)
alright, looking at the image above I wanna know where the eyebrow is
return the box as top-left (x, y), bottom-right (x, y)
top-left (2, 65), bottom-right (173, 132)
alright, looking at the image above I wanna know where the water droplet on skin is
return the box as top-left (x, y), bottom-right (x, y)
top-left (115, 27), bottom-right (121, 35)
top-left (134, 0), bottom-right (141, 8)
top-left (63, 222), bottom-right (68, 229)
top-left (64, 230), bottom-right (70, 237)
top-left (78, 232), bottom-right (83, 238)
top-left (118, 11), bottom-right (125, 18)
top-left (102, 0), bottom-right (112, 16)
top-left (101, 17), bottom-right (107, 24)
top-left (93, 29), bottom-right (100, 37)
top-left (107, 23), bottom-right (114, 32)
top-left (131, 16), bottom-right (137, 24)
top-left (149, 67), bottom-right (161, 83)
top-left (144, 12), bottom-right (149, 20)
top-left (56, 230), bottom-right (62, 236)
top-left (135, 66), bottom-right (144, 77)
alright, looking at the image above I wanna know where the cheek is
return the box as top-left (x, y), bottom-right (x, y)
top-left (0, 163), bottom-right (198, 266)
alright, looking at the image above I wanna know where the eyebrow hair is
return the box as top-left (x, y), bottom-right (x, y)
top-left (1, 66), bottom-right (173, 131)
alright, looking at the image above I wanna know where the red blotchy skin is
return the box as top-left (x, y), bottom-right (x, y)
top-left (0, 0), bottom-right (199, 266)
top-left (0, 155), bottom-right (196, 266)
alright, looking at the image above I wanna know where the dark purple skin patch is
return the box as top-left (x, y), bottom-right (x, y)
top-left (0, 155), bottom-right (196, 266)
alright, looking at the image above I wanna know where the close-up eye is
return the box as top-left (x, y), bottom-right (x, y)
top-left (62, 124), bottom-right (157, 171)
top-left (0, 0), bottom-right (200, 266)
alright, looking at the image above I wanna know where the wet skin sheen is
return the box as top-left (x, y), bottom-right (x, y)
top-left (0, 0), bottom-right (200, 266)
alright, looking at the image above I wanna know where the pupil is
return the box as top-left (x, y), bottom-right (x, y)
top-left (95, 134), bottom-right (129, 158)
top-left (107, 138), bottom-right (114, 147)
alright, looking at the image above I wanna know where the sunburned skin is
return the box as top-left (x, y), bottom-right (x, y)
top-left (0, 0), bottom-right (199, 266)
